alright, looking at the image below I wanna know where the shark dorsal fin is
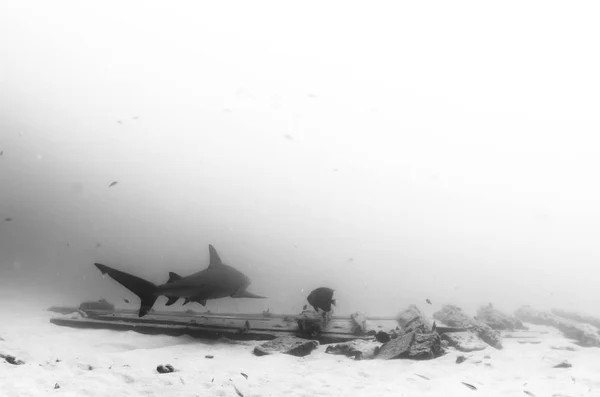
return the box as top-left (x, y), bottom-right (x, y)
top-left (167, 272), bottom-right (181, 283)
top-left (208, 244), bottom-right (223, 268)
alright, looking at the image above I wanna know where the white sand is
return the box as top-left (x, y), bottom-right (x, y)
top-left (1, 298), bottom-right (599, 397)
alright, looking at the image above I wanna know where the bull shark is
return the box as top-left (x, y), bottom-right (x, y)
top-left (94, 244), bottom-right (267, 317)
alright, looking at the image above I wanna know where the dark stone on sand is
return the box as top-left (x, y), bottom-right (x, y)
top-left (514, 306), bottom-right (600, 347)
top-left (442, 331), bottom-right (488, 352)
top-left (456, 355), bottom-right (467, 364)
top-left (325, 340), bottom-right (381, 360)
top-left (1, 354), bottom-right (25, 365)
top-left (476, 304), bottom-right (527, 330)
top-left (377, 331), bottom-right (443, 360)
top-left (79, 299), bottom-right (115, 312)
top-left (433, 305), bottom-right (503, 349)
top-left (205, 355), bottom-right (214, 359)
top-left (551, 308), bottom-right (600, 329)
top-left (396, 305), bottom-right (433, 334)
top-left (254, 336), bottom-right (319, 357)
top-left (156, 364), bottom-right (175, 373)
top-left (553, 360), bottom-right (572, 368)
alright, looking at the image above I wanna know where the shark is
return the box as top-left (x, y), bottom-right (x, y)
top-left (94, 244), bottom-right (267, 317)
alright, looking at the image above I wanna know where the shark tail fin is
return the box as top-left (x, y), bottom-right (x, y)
top-left (94, 263), bottom-right (159, 317)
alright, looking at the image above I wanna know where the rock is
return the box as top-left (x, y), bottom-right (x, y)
top-left (254, 336), bottom-right (319, 357)
top-left (1, 354), bottom-right (25, 365)
top-left (79, 299), bottom-right (115, 312)
top-left (296, 311), bottom-right (329, 338)
top-left (551, 308), bottom-right (600, 329)
top-left (442, 331), bottom-right (488, 352)
top-left (476, 304), bottom-right (527, 330)
top-left (433, 305), bottom-right (503, 349)
top-left (396, 305), bottom-right (433, 334)
top-left (456, 355), bottom-right (467, 364)
top-left (156, 364), bottom-right (175, 373)
top-left (205, 355), bottom-right (214, 359)
top-left (553, 360), bottom-right (572, 368)
top-left (325, 340), bottom-right (381, 360)
top-left (350, 312), bottom-right (368, 335)
top-left (54, 383), bottom-right (60, 389)
top-left (375, 331), bottom-right (391, 343)
top-left (377, 331), bottom-right (443, 360)
top-left (515, 306), bottom-right (600, 347)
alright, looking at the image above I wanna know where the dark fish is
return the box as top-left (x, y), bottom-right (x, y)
top-left (415, 373), bottom-right (430, 380)
top-left (375, 331), bottom-right (391, 343)
top-left (123, 298), bottom-right (130, 304)
top-left (302, 304), bottom-right (308, 311)
top-left (306, 287), bottom-right (336, 313)
top-left (240, 373), bottom-right (248, 379)
top-left (523, 391), bottom-right (536, 397)
top-left (462, 382), bottom-right (477, 390)
top-left (233, 384), bottom-right (244, 397)
top-left (0, 151), bottom-right (3, 156)
top-left (4, 217), bottom-right (12, 222)
top-left (109, 181), bottom-right (118, 187)
top-left (426, 299), bottom-right (432, 305)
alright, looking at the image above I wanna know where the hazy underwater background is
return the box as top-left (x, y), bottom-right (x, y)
top-left (1, 1), bottom-right (600, 318)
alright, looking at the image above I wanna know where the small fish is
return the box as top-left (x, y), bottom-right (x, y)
top-left (302, 304), bottom-right (308, 311)
top-left (462, 382), bottom-right (477, 390)
top-left (132, 116), bottom-right (139, 120)
top-left (283, 134), bottom-right (294, 141)
top-left (117, 120), bottom-right (123, 124)
top-left (415, 373), bottom-right (430, 380)
top-left (109, 181), bottom-right (118, 187)
top-left (426, 299), bottom-right (432, 305)
top-left (211, 377), bottom-right (214, 382)
top-left (307, 287), bottom-right (336, 313)
top-left (96, 243), bottom-right (102, 248)
top-left (4, 217), bottom-right (12, 222)
top-left (523, 391), bottom-right (536, 397)
top-left (123, 298), bottom-right (130, 304)
top-left (0, 151), bottom-right (3, 156)
top-left (240, 372), bottom-right (248, 379)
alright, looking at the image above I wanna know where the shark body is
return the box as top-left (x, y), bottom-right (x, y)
top-left (94, 244), bottom-right (266, 317)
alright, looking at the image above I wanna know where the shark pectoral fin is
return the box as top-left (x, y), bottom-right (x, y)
top-left (198, 300), bottom-right (207, 306)
top-left (165, 297), bottom-right (179, 306)
top-left (232, 289), bottom-right (267, 299)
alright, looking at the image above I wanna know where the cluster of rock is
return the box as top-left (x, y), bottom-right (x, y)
top-left (433, 304), bottom-right (503, 349)
top-left (476, 304), bottom-right (527, 331)
top-left (551, 308), bottom-right (600, 329)
top-left (514, 305), bottom-right (600, 347)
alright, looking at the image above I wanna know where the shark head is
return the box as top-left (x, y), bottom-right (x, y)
top-left (231, 273), bottom-right (268, 299)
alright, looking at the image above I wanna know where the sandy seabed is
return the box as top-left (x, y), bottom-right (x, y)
top-left (1, 296), bottom-right (599, 397)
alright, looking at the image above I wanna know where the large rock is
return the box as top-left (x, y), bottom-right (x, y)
top-left (396, 305), bottom-right (433, 334)
top-left (350, 312), bottom-right (368, 335)
top-left (253, 336), bottom-right (319, 357)
top-left (325, 340), bottom-right (381, 360)
top-left (476, 304), bottom-right (526, 330)
top-left (433, 305), bottom-right (502, 349)
top-left (515, 306), bottom-right (600, 347)
top-left (377, 331), bottom-right (443, 360)
top-left (551, 308), bottom-right (600, 329)
top-left (79, 299), bottom-right (114, 312)
top-left (296, 310), bottom-right (329, 338)
top-left (442, 331), bottom-right (488, 352)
